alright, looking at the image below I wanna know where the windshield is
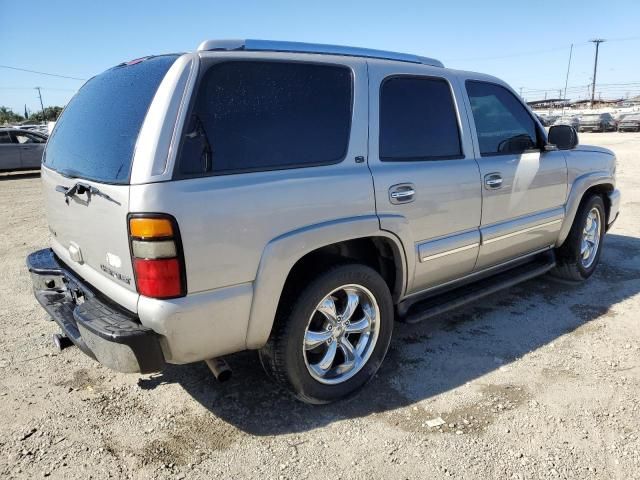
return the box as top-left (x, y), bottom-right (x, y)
top-left (581, 114), bottom-right (601, 119)
top-left (44, 55), bottom-right (178, 184)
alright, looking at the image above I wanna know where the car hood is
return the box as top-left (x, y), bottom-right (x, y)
top-left (580, 119), bottom-right (602, 124)
top-left (574, 144), bottom-right (615, 156)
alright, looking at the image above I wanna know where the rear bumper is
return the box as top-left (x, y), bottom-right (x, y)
top-left (26, 249), bottom-right (165, 373)
top-left (607, 189), bottom-right (621, 230)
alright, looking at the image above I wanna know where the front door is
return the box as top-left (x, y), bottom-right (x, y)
top-left (462, 79), bottom-right (568, 270)
top-left (367, 62), bottom-right (482, 295)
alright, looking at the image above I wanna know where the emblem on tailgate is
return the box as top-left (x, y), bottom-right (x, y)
top-left (100, 264), bottom-right (131, 285)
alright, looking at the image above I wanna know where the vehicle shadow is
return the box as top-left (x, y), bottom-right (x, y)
top-left (0, 170), bottom-right (40, 181)
top-left (138, 232), bottom-right (640, 436)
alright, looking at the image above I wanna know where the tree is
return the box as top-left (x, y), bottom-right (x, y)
top-left (0, 106), bottom-right (24, 125)
top-left (28, 106), bottom-right (64, 122)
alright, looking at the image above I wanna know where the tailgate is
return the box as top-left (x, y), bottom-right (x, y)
top-left (42, 166), bottom-right (139, 312)
top-left (37, 55), bottom-right (180, 313)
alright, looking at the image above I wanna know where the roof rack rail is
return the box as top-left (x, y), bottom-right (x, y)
top-left (196, 39), bottom-right (444, 68)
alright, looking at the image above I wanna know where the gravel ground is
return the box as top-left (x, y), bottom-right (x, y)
top-left (1, 132), bottom-right (639, 480)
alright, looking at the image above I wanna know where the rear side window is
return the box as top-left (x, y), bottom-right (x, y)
top-left (379, 76), bottom-right (462, 161)
top-left (44, 55), bottom-right (178, 184)
top-left (178, 61), bottom-right (353, 176)
top-left (465, 81), bottom-right (538, 156)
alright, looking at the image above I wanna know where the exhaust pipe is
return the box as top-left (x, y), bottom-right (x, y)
top-left (205, 357), bottom-right (232, 382)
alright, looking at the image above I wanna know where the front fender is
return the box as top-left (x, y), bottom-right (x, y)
top-left (245, 215), bottom-right (407, 349)
top-left (557, 170), bottom-right (614, 246)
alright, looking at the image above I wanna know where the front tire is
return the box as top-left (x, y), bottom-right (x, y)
top-left (552, 195), bottom-right (606, 282)
top-left (259, 264), bottom-right (394, 404)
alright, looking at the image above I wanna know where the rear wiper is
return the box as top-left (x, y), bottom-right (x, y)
top-left (55, 182), bottom-right (121, 206)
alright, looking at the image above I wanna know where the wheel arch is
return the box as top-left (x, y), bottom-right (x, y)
top-left (245, 215), bottom-right (408, 349)
top-left (557, 171), bottom-right (614, 247)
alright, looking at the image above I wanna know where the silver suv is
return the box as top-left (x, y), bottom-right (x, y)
top-left (27, 40), bottom-right (621, 404)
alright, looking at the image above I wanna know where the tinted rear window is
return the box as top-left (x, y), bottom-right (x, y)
top-left (44, 55), bottom-right (178, 184)
top-left (178, 61), bottom-right (353, 176)
top-left (379, 76), bottom-right (462, 160)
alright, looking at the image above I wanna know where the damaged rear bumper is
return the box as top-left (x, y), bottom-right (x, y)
top-left (26, 248), bottom-right (165, 373)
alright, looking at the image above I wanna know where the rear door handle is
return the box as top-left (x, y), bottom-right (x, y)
top-left (484, 173), bottom-right (503, 189)
top-left (389, 183), bottom-right (416, 204)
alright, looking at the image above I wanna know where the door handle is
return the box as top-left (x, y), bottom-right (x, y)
top-left (390, 189), bottom-right (415, 199)
top-left (484, 174), bottom-right (503, 189)
top-left (389, 184), bottom-right (416, 204)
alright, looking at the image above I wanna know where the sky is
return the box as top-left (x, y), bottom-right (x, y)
top-left (1, 0), bottom-right (639, 114)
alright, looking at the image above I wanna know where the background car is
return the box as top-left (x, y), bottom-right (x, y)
top-left (553, 115), bottom-right (580, 130)
top-left (617, 114), bottom-right (640, 132)
top-left (578, 113), bottom-right (616, 132)
top-left (0, 128), bottom-right (47, 170)
top-left (535, 114), bottom-right (547, 126)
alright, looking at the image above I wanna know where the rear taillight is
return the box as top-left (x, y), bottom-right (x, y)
top-left (128, 215), bottom-right (186, 299)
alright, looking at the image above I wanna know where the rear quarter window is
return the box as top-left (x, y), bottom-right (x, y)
top-left (44, 55), bottom-right (178, 184)
top-left (177, 61), bottom-right (353, 176)
top-left (379, 76), bottom-right (462, 161)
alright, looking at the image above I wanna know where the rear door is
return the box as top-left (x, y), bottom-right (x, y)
top-left (462, 79), bottom-right (567, 270)
top-left (367, 61), bottom-right (482, 294)
top-left (131, 54), bottom-right (372, 296)
top-left (41, 55), bottom-right (179, 311)
top-left (0, 131), bottom-right (21, 170)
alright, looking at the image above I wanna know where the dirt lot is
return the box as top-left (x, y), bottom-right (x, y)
top-left (1, 132), bottom-right (639, 480)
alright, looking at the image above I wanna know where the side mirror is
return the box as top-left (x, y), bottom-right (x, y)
top-left (548, 125), bottom-right (578, 150)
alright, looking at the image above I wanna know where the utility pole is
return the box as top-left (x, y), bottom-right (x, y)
top-left (35, 87), bottom-right (45, 124)
top-left (589, 39), bottom-right (605, 107)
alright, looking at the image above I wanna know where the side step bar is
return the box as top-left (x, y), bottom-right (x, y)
top-left (402, 252), bottom-right (556, 324)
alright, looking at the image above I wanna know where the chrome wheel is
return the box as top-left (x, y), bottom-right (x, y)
top-left (581, 207), bottom-right (601, 268)
top-left (303, 284), bottom-right (380, 385)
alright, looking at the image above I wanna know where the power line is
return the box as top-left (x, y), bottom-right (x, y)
top-left (0, 65), bottom-right (87, 81)
top-left (0, 86), bottom-right (78, 91)
top-left (606, 35), bottom-right (640, 42)
top-left (445, 44), bottom-right (581, 62)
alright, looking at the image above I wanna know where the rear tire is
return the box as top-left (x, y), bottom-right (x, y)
top-left (259, 264), bottom-right (394, 404)
top-left (551, 195), bottom-right (606, 282)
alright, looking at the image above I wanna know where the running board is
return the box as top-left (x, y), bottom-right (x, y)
top-left (402, 252), bottom-right (556, 324)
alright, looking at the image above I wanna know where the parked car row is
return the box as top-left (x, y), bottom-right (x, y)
top-left (536, 112), bottom-right (640, 133)
top-left (17, 124), bottom-right (50, 135)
